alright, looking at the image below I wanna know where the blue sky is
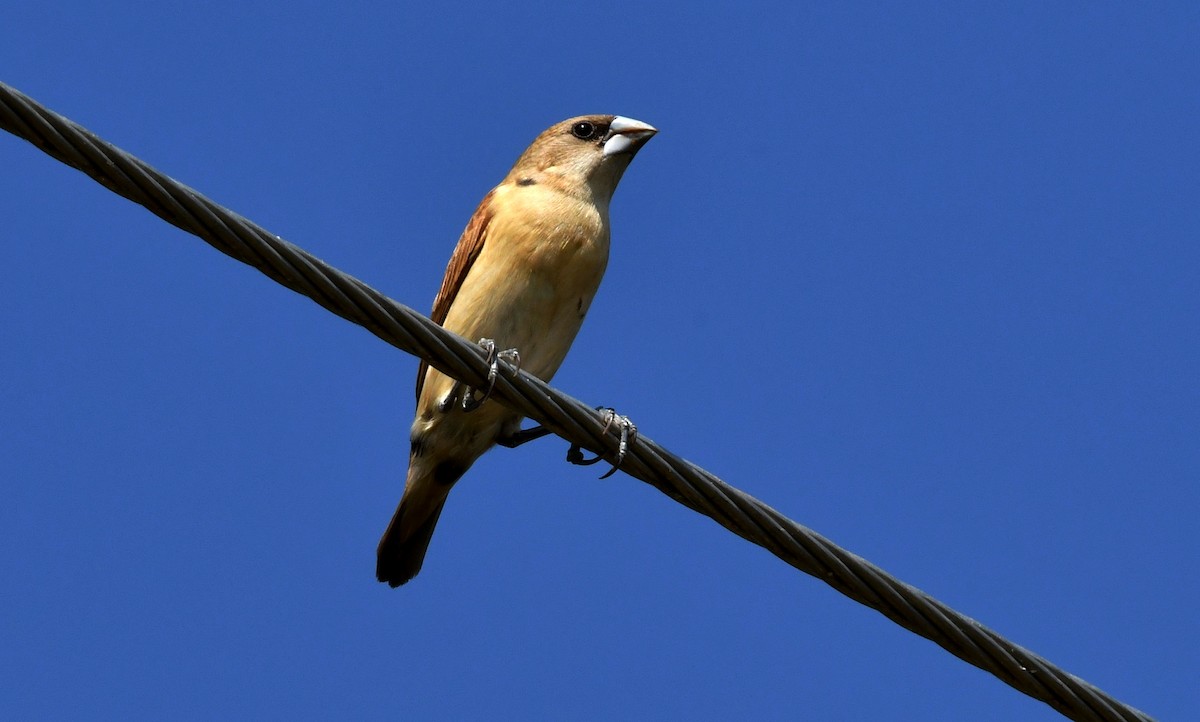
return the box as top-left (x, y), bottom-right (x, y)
top-left (2, 3), bottom-right (1195, 719)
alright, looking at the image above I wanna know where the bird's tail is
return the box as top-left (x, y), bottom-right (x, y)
top-left (375, 458), bottom-right (465, 587)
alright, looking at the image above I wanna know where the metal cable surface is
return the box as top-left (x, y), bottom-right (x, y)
top-left (0, 81), bottom-right (1154, 722)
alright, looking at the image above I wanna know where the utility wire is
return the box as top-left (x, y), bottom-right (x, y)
top-left (0, 81), bottom-right (1153, 722)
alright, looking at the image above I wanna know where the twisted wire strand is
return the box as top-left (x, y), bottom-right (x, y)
top-left (0, 81), bottom-right (1152, 722)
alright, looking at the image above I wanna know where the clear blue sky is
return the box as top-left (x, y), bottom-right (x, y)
top-left (2, 3), bottom-right (1195, 720)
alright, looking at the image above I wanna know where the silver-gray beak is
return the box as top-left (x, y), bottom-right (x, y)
top-left (604, 116), bottom-right (657, 156)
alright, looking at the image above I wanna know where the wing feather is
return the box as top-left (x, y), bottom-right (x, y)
top-left (415, 189), bottom-right (495, 401)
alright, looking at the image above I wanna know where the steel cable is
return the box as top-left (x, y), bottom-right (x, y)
top-left (0, 81), bottom-right (1153, 722)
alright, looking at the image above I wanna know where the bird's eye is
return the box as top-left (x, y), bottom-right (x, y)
top-left (571, 121), bottom-right (597, 140)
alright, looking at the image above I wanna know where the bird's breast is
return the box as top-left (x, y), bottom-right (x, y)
top-left (438, 186), bottom-right (610, 382)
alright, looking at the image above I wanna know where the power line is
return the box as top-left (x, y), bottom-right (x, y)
top-left (0, 80), bottom-right (1153, 722)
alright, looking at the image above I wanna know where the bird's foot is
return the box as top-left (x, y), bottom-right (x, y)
top-left (567, 407), bottom-right (637, 479)
top-left (436, 383), bottom-right (463, 413)
top-left (461, 338), bottom-right (521, 412)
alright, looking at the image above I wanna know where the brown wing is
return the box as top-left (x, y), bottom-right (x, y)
top-left (415, 189), bottom-right (495, 401)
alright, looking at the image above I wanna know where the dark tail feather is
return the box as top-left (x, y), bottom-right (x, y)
top-left (376, 494), bottom-right (449, 587)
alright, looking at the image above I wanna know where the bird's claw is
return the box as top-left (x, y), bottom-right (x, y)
top-left (493, 348), bottom-right (521, 384)
top-left (461, 338), bottom-right (520, 412)
top-left (567, 407), bottom-right (637, 479)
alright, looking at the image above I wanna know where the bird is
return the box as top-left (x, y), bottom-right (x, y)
top-left (376, 115), bottom-right (657, 587)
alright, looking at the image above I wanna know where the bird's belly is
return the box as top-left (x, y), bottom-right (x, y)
top-left (449, 272), bottom-right (596, 380)
top-left (441, 238), bottom-right (607, 383)
top-left (413, 260), bottom-right (601, 452)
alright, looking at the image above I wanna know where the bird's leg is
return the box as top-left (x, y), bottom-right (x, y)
top-left (496, 424), bottom-right (554, 449)
top-left (461, 338), bottom-right (521, 412)
top-left (567, 407), bottom-right (638, 479)
top-left (437, 384), bottom-right (463, 413)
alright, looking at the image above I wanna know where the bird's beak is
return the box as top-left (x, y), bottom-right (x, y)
top-left (604, 116), bottom-right (657, 156)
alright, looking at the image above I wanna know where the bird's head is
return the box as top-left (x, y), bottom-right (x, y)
top-left (507, 114), bottom-right (656, 203)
